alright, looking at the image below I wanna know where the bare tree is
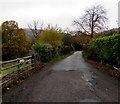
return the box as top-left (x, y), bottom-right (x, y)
top-left (74, 5), bottom-right (108, 38)
top-left (28, 20), bottom-right (43, 39)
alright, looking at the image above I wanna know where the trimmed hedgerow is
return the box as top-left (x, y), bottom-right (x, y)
top-left (93, 34), bottom-right (120, 67)
top-left (31, 44), bottom-right (73, 63)
top-left (83, 45), bottom-right (100, 61)
top-left (60, 45), bottom-right (73, 55)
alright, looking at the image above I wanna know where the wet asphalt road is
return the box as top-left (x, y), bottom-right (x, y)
top-left (3, 51), bottom-right (119, 102)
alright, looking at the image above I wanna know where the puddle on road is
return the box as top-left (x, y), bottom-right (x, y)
top-left (81, 71), bottom-right (97, 91)
top-left (80, 99), bottom-right (100, 102)
top-left (64, 69), bottom-right (75, 71)
top-left (81, 73), bottom-right (92, 82)
top-left (64, 68), bottom-right (82, 71)
top-left (89, 80), bottom-right (97, 86)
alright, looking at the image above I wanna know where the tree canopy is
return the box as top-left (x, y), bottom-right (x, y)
top-left (74, 5), bottom-right (108, 38)
top-left (39, 26), bottom-right (63, 47)
top-left (2, 20), bottom-right (30, 60)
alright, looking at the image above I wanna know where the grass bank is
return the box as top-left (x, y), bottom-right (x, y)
top-left (43, 52), bottom-right (74, 65)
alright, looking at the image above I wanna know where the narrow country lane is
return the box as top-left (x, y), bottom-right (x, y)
top-left (3, 51), bottom-right (119, 102)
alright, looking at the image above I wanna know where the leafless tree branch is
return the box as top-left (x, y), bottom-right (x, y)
top-left (73, 5), bottom-right (108, 38)
top-left (28, 20), bottom-right (44, 39)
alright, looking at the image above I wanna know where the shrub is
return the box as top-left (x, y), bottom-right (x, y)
top-left (2, 45), bottom-right (29, 61)
top-left (31, 44), bottom-right (49, 62)
top-left (31, 44), bottom-right (73, 63)
top-left (83, 45), bottom-right (100, 61)
top-left (93, 34), bottom-right (120, 67)
top-left (60, 45), bottom-right (72, 55)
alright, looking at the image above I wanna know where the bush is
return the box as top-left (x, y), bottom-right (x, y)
top-left (93, 34), bottom-right (120, 67)
top-left (31, 44), bottom-right (49, 62)
top-left (83, 45), bottom-right (100, 61)
top-left (31, 44), bottom-right (73, 63)
top-left (60, 45), bottom-right (72, 55)
top-left (2, 45), bottom-right (29, 61)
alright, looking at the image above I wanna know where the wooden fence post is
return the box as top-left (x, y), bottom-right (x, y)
top-left (17, 58), bottom-right (20, 69)
top-left (31, 53), bottom-right (34, 67)
top-left (29, 50), bottom-right (34, 67)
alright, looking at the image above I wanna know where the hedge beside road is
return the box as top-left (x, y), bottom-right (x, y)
top-left (31, 44), bottom-right (73, 63)
top-left (83, 34), bottom-right (120, 67)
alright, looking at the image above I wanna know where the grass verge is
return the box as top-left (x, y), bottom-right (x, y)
top-left (2, 64), bottom-right (28, 76)
top-left (43, 52), bottom-right (74, 65)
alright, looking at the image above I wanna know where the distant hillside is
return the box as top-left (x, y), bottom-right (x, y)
top-left (99, 28), bottom-right (119, 36)
top-left (23, 29), bottom-right (33, 39)
top-left (23, 28), bottom-right (43, 39)
top-left (73, 27), bottom-right (120, 37)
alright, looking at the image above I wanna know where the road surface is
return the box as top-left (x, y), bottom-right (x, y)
top-left (3, 51), bottom-right (119, 102)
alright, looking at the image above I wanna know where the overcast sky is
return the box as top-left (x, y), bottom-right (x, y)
top-left (0, 0), bottom-right (119, 31)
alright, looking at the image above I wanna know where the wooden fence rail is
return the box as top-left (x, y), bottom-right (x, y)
top-left (0, 56), bottom-right (34, 87)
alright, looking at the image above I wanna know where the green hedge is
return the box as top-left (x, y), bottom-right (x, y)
top-left (60, 45), bottom-right (73, 55)
top-left (83, 45), bottom-right (100, 61)
top-left (93, 34), bottom-right (120, 67)
top-left (31, 44), bottom-right (73, 63)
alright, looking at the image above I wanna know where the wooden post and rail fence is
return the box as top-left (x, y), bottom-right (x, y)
top-left (0, 51), bottom-right (42, 88)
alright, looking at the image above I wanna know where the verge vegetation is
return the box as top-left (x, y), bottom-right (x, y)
top-left (83, 34), bottom-right (120, 79)
top-left (83, 34), bottom-right (120, 67)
